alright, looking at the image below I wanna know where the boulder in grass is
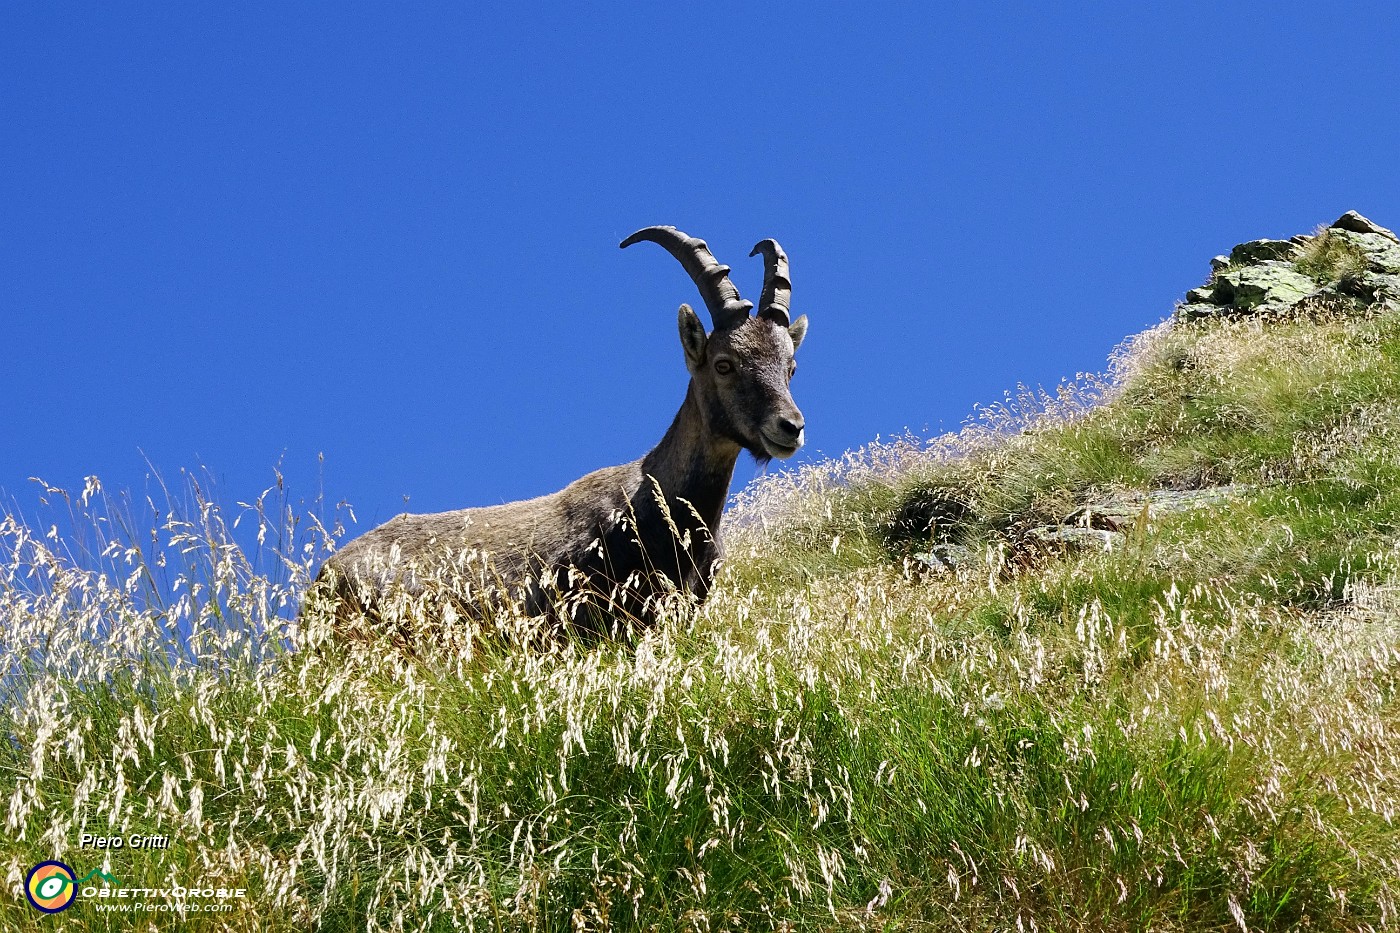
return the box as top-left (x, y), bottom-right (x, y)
top-left (1021, 525), bottom-right (1122, 553)
top-left (1067, 485), bottom-right (1252, 531)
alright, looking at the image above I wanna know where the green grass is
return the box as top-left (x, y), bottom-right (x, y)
top-left (1295, 228), bottom-right (1372, 286)
top-left (5, 303), bottom-right (1400, 930)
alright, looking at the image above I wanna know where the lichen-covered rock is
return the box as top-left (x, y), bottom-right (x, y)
top-left (1353, 272), bottom-right (1400, 304)
top-left (1229, 239), bottom-right (1298, 264)
top-left (1302, 284), bottom-right (1368, 312)
top-left (1173, 211), bottom-right (1396, 321)
top-left (1324, 228), bottom-right (1400, 275)
top-left (1021, 526), bottom-right (1122, 553)
top-left (1067, 485), bottom-right (1251, 531)
top-left (1016, 486), bottom-right (1252, 560)
top-left (1176, 302), bottom-right (1224, 321)
top-left (909, 543), bottom-right (975, 573)
top-left (1212, 262), bottom-right (1317, 311)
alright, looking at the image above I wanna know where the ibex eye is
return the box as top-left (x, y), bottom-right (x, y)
top-left (715, 359), bottom-right (734, 375)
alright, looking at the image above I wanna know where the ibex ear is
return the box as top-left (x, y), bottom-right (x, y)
top-left (788, 314), bottom-right (808, 351)
top-left (677, 304), bottom-right (708, 372)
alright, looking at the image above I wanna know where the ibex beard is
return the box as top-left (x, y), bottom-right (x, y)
top-left (312, 226), bottom-right (808, 649)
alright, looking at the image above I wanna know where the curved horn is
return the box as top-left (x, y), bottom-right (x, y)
top-left (749, 238), bottom-right (792, 326)
top-left (620, 226), bottom-right (752, 330)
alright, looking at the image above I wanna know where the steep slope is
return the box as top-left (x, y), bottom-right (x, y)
top-left (3, 213), bottom-right (1400, 931)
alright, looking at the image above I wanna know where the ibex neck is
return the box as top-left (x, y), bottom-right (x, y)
top-left (640, 383), bottom-right (741, 531)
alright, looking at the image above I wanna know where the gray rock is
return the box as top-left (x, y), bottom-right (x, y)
top-left (1212, 262), bottom-right (1317, 311)
top-left (1331, 210), bottom-right (1399, 243)
top-left (1067, 485), bottom-right (1251, 531)
top-left (1300, 284), bottom-right (1365, 312)
top-left (1142, 484), bottom-right (1250, 512)
top-left (1017, 486), bottom-right (1252, 560)
top-left (1324, 228), bottom-right (1400, 275)
top-left (1022, 526), bottom-right (1122, 553)
top-left (1355, 272), bottom-right (1400, 303)
top-left (1229, 239), bottom-right (1298, 264)
top-left (1175, 213), bottom-right (1397, 322)
top-left (1176, 301), bottom-right (1226, 321)
top-left (910, 543), bottom-right (974, 573)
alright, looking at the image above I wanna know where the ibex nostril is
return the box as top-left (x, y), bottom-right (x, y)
top-left (777, 417), bottom-right (805, 440)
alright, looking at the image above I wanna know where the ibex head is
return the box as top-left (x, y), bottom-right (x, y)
top-left (621, 227), bottom-right (808, 462)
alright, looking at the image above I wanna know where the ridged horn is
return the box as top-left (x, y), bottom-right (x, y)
top-left (749, 238), bottom-right (792, 326)
top-left (620, 226), bottom-right (752, 330)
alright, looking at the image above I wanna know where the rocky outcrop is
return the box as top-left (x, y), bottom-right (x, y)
top-left (1014, 485), bottom-right (1253, 556)
top-left (904, 486), bottom-right (1255, 569)
top-left (1176, 211), bottom-right (1400, 321)
top-left (1200, 263), bottom-right (1318, 311)
top-left (907, 214), bottom-right (1397, 572)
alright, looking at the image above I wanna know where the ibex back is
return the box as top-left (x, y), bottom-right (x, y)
top-left (317, 226), bottom-right (807, 639)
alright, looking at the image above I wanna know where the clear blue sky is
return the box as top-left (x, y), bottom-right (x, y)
top-left (3, 4), bottom-right (1398, 531)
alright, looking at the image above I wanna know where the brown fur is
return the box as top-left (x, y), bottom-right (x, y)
top-left (317, 240), bottom-right (807, 641)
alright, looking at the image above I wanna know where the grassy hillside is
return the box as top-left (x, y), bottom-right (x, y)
top-left (5, 229), bottom-right (1400, 930)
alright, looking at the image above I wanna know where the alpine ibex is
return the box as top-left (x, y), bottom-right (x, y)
top-left (317, 226), bottom-right (807, 639)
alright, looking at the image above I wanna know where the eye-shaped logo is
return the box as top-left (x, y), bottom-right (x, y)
top-left (25, 861), bottom-right (78, 913)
